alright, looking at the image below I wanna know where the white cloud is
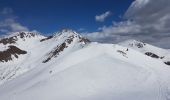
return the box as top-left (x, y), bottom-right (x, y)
top-left (86, 0), bottom-right (170, 49)
top-left (0, 18), bottom-right (29, 32)
top-left (95, 11), bottom-right (111, 22)
top-left (124, 0), bottom-right (170, 34)
top-left (0, 7), bottom-right (33, 35)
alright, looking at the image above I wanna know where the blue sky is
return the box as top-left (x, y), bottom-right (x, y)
top-left (1, 0), bottom-right (170, 48)
top-left (0, 0), bottom-right (134, 34)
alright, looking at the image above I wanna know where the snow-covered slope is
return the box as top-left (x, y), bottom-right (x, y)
top-left (0, 29), bottom-right (89, 85)
top-left (0, 31), bottom-right (170, 100)
top-left (119, 39), bottom-right (170, 66)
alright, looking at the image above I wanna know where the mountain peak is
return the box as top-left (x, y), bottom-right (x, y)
top-left (8, 31), bottom-right (42, 38)
top-left (119, 39), bottom-right (146, 48)
top-left (40, 29), bottom-right (90, 43)
top-left (61, 28), bottom-right (75, 33)
top-left (0, 31), bottom-right (44, 45)
top-left (53, 29), bottom-right (79, 38)
top-left (52, 29), bottom-right (90, 43)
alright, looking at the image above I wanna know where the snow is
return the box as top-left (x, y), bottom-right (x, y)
top-left (0, 45), bottom-right (8, 51)
top-left (0, 32), bottom-right (170, 100)
top-left (119, 39), bottom-right (170, 62)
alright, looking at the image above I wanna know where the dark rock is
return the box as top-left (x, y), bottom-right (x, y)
top-left (79, 37), bottom-right (90, 44)
top-left (117, 50), bottom-right (127, 56)
top-left (40, 36), bottom-right (53, 42)
top-left (160, 56), bottom-right (165, 59)
top-left (0, 36), bottom-right (17, 45)
top-left (43, 43), bottom-right (67, 63)
top-left (164, 61), bottom-right (170, 65)
top-left (135, 43), bottom-right (145, 48)
top-left (66, 36), bottom-right (74, 44)
top-left (145, 52), bottom-right (159, 59)
top-left (42, 33), bottom-right (90, 63)
top-left (0, 45), bottom-right (27, 62)
top-left (0, 32), bottom-right (37, 45)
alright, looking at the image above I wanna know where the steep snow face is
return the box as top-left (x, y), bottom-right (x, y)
top-left (0, 43), bottom-right (170, 100)
top-left (0, 30), bottom-right (90, 85)
top-left (0, 32), bottom-right (44, 85)
top-left (41, 29), bottom-right (90, 63)
top-left (119, 39), bottom-right (170, 66)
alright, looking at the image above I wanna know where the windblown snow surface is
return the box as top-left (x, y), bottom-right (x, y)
top-left (0, 30), bottom-right (170, 100)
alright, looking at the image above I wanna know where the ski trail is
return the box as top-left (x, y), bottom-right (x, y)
top-left (143, 64), bottom-right (168, 100)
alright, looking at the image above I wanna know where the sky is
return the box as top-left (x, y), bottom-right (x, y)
top-left (0, 0), bottom-right (133, 34)
top-left (0, 0), bottom-right (170, 49)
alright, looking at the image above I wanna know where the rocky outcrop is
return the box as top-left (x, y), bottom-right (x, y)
top-left (164, 61), bottom-right (170, 66)
top-left (42, 30), bottom-right (90, 63)
top-left (43, 43), bottom-right (67, 63)
top-left (0, 36), bottom-right (17, 45)
top-left (0, 46), bottom-right (27, 62)
top-left (145, 52), bottom-right (159, 59)
top-left (128, 41), bottom-right (146, 48)
top-left (40, 36), bottom-right (53, 42)
top-left (0, 32), bottom-right (38, 45)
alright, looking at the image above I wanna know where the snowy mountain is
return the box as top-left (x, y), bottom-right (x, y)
top-left (0, 29), bottom-right (90, 85)
top-left (119, 40), bottom-right (170, 66)
top-left (0, 30), bottom-right (170, 100)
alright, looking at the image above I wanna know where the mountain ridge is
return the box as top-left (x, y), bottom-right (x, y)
top-left (119, 39), bottom-right (170, 65)
top-left (0, 29), bottom-right (90, 85)
top-left (0, 30), bottom-right (170, 100)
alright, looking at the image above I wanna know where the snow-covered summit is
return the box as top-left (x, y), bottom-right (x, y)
top-left (119, 39), bottom-right (170, 65)
top-left (119, 39), bottom-right (147, 48)
top-left (40, 29), bottom-right (90, 44)
top-left (54, 29), bottom-right (79, 37)
top-left (0, 29), bottom-right (91, 85)
top-left (41, 29), bottom-right (90, 63)
top-left (0, 31), bottom-right (45, 45)
top-left (52, 29), bottom-right (90, 43)
top-left (1, 31), bottom-right (44, 40)
top-left (8, 31), bottom-right (42, 38)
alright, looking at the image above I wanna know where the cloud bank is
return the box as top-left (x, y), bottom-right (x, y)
top-left (86, 0), bottom-right (170, 49)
